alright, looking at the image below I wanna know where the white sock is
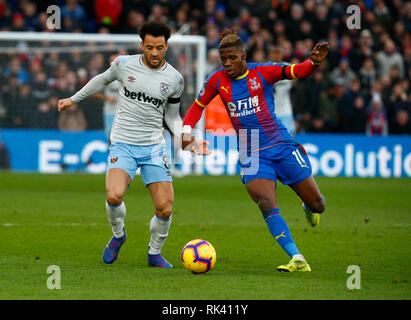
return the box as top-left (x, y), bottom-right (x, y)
top-left (302, 202), bottom-right (311, 212)
top-left (292, 254), bottom-right (306, 261)
top-left (148, 214), bottom-right (172, 255)
top-left (106, 201), bottom-right (126, 238)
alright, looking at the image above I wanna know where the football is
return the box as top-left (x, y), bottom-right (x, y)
top-left (181, 239), bottom-right (216, 274)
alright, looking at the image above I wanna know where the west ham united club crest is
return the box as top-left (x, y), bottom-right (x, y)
top-left (160, 82), bottom-right (170, 94)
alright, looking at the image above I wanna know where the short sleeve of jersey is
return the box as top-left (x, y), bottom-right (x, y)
top-left (255, 62), bottom-right (287, 85)
top-left (195, 70), bottom-right (220, 107)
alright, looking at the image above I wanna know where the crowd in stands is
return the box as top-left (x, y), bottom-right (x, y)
top-left (0, 0), bottom-right (410, 135)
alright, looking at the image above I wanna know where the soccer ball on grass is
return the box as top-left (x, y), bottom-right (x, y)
top-left (181, 239), bottom-right (216, 274)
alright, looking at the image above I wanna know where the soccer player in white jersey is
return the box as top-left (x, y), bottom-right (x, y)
top-left (57, 21), bottom-right (184, 268)
top-left (272, 46), bottom-right (296, 136)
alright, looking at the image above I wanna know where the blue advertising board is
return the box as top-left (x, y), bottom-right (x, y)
top-left (0, 129), bottom-right (108, 173)
top-left (0, 129), bottom-right (410, 178)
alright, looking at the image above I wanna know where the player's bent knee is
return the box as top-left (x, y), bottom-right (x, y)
top-left (106, 188), bottom-right (125, 207)
top-left (155, 200), bottom-right (173, 219)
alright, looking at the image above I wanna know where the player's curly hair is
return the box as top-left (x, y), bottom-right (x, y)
top-left (219, 28), bottom-right (245, 51)
top-left (139, 20), bottom-right (171, 42)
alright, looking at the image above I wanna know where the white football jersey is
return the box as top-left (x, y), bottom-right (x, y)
top-left (273, 79), bottom-right (293, 117)
top-left (72, 54), bottom-right (184, 145)
top-left (103, 80), bottom-right (120, 115)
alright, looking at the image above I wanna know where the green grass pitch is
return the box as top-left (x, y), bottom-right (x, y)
top-left (0, 172), bottom-right (410, 300)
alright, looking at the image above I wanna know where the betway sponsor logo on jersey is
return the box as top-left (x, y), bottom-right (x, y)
top-left (124, 86), bottom-right (165, 107)
top-left (228, 96), bottom-right (261, 117)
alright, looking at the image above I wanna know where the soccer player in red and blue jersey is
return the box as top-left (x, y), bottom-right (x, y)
top-left (182, 29), bottom-right (328, 272)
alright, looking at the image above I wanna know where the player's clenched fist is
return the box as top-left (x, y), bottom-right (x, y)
top-left (57, 98), bottom-right (74, 111)
top-left (309, 42), bottom-right (329, 65)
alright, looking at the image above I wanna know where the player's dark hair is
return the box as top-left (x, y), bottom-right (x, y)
top-left (139, 20), bottom-right (171, 42)
top-left (219, 28), bottom-right (245, 51)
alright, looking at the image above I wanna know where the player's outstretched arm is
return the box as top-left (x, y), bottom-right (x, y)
top-left (259, 42), bottom-right (329, 84)
top-left (182, 69), bottom-right (219, 155)
top-left (57, 64), bottom-right (118, 112)
top-left (283, 42), bottom-right (329, 80)
top-left (70, 68), bottom-right (117, 105)
top-left (181, 102), bottom-right (211, 155)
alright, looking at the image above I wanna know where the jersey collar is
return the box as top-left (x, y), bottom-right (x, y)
top-left (234, 69), bottom-right (249, 80)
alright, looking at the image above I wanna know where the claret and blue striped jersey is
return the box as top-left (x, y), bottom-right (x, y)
top-left (196, 62), bottom-right (297, 152)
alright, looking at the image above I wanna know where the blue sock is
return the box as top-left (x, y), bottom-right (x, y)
top-left (262, 208), bottom-right (300, 257)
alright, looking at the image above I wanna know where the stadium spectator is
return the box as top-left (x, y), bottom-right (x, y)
top-left (330, 57), bottom-right (357, 90)
top-left (271, 19), bottom-right (286, 45)
top-left (344, 78), bottom-right (365, 105)
top-left (8, 84), bottom-right (35, 128)
top-left (376, 39), bottom-right (405, 78)
top-left (302, 0), bottom-right (316, 24)
top-left (390, 109), bottom-right (411, 134)
top-left (325, 29), bottom-right (342, 70)
top-left (312, 4), bottom-right (330, 40)
top-left (206, 24), bottom-right (220, 51)
top-left (213, 4), bottom-right (231, 31)
top-left (366, 95), bottom-right (388, 135)
top-left (43, 52), bottom-right (60, 76)
top-left (2, 76), bottom-right (18, 128)
top-left (21, 1), bottom-right (38, 31)
top-left (206, 48), bottom-right (221, 76)
top-left (124, 10), bottom-right (145, 34)
top-left (285, 3), bottom-right (305, 44)
top-left (11, 12), bottom-right (25, 31)
top-left (235, 7), bottom-right (252, 43)
top-left (0, 139), bottom-right (10, 170)
top-left (2, 57), bottom-right (29, 84)
top-left (373, 0), bottom-right (393, 32)
top-left (301, 68), bottom-right (326, 121)
top-left (57, 103), bottom-right (87, 131)
top-left (121, 0), bottom-right (150, 18)
top-left (359, 57), bottom-right (377, 94)
top-left (30, 100), bottom-right (57, 129)
top-left (173, 7), bottom-right (188, 32)
top-left (147, 3), bottom-right (167, 25)
top-left (66, 49), bottom-right (84, 71)
top-left (393, 21), bottom-right (406, 49)
top-left (317, 81), bottom-right (340, 132)
top-left (344, 95), bottom-right (367, 134)
top-left (387, 81), bottom-right (409, 125)
top-left (297, 20), bottom-right (317, 43)
top-left (307, 116), bottom-right (328, 133)
top-left (359, 29), bottom-right (374, 49)
top-left (61, 0), bottom-right (87, 31)
top-left (32, 71), bottom-right (51, 103)
top-left (95, 0), bottom-right (123, 32)
top-left (35, 11), bottom-right (50, 32)
top-left (400, 2), bottom-right (411, 32)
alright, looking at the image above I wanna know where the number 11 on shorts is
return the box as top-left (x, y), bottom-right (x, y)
top-left (292, 149), bottom-right (309, 168)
